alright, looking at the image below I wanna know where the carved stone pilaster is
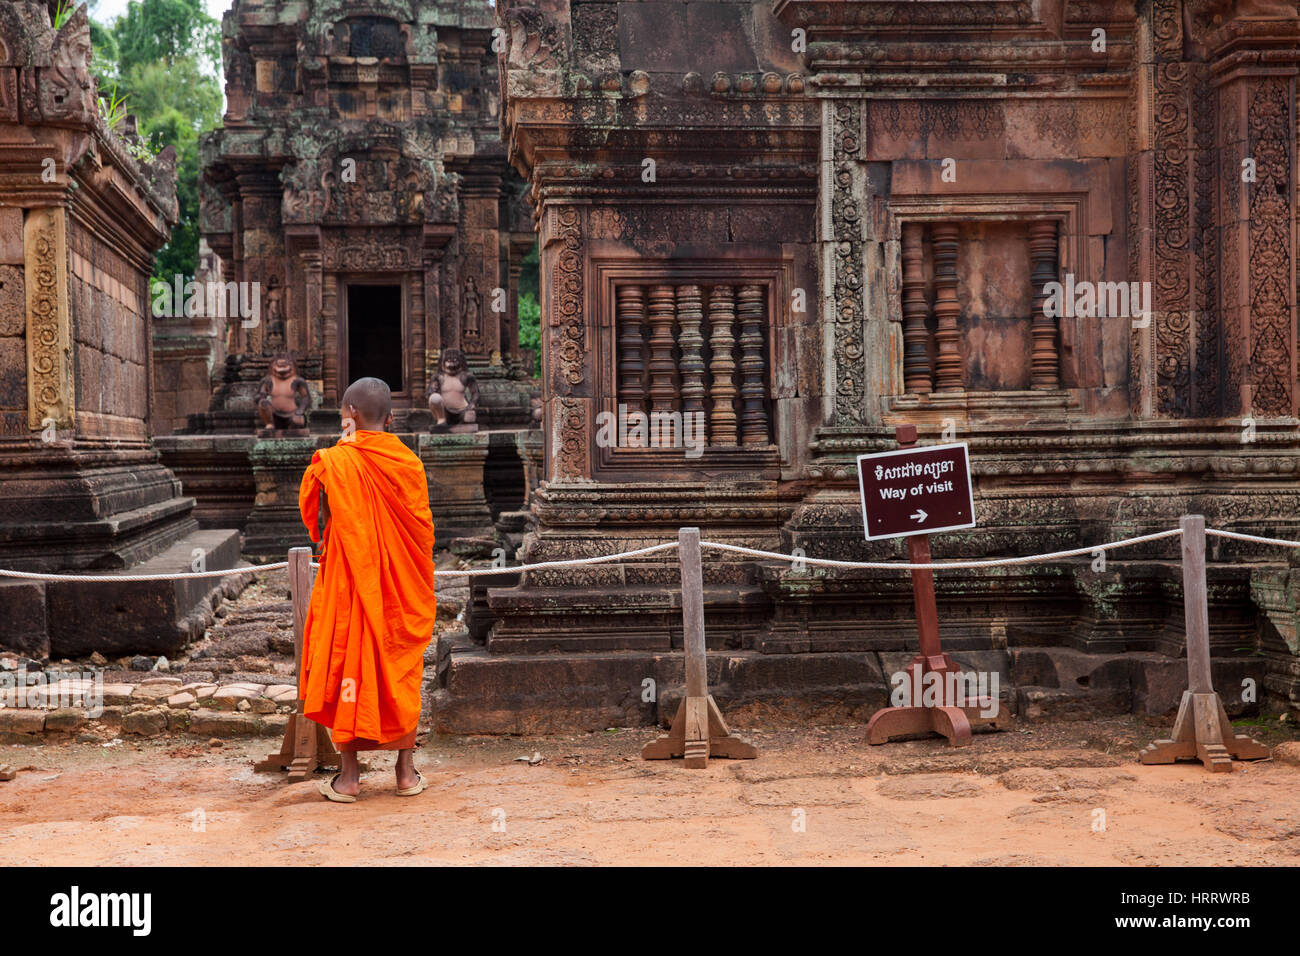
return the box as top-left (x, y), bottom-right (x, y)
top-left (829, 100), bottom-right (866, 424)
top-left (1151, 0), bottom-right (1193, 417)
top-left (23, 207), bottom-right (73, 431)
top-left (549, 206), bottom-right (586, 395)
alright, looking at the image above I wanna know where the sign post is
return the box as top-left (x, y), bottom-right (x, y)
top-left (859, 424), bottom-right (1006, 747)
top-left (254, 546), bottom-right (341, 781)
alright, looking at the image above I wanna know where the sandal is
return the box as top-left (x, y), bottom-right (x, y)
top-left (396, 769), bottom-right (427, 797)
top-left (319, 773), bottom-right (357, 803)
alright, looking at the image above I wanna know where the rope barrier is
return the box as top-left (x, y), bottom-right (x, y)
top-left (431, 540), bottom-right (681, 577)
top-left (3, 524), bottom-right (1299, 583)
top-left (701, 528), bottom-right (1182, 571)
top-left (1205, 528), bottom-right (1300, 549)
top-left (0, 561), bottom-right (289, 583)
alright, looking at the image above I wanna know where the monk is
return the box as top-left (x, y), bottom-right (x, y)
top-left (298, 377), bottom-right (437, 802)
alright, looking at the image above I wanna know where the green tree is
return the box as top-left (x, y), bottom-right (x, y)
top-left (113, 0), bottom-right (218, 69)
top-left (518, 292), bottom-right (540, 377)
top-left (94, 0), bottom-right (222, 283)
top-left (517, 241), bottom-right (540, 376)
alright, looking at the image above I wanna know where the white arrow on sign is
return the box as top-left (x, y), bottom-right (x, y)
top-left (910, 509), bottom-right (928, 523)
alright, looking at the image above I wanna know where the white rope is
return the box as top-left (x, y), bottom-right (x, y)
top-left (1206, 528), bottom-right (1300, 548)
top-left (0, 562), bottom-right (288, 583)
top-left (431, 541), bottom-right (681, 577)
top-left (700, 528), bottom-right (1183, 571)
top-left (8, 524), bottom-right (1297, 583)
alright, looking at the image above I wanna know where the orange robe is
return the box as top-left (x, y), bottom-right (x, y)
top-left (298, 430), bottom-right (436, 750)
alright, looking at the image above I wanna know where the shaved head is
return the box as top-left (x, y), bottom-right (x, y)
top-left (342, 377), bottom-right (393, 431)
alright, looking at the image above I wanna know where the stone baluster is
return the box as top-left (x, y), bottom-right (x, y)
top-left (737, 284), bottom-right (769, 446)
top-left (931, 222), bottom-right (963, 393)
top-left (646, 284), bottom-right (678, 448)
top-left (707, 285), bottom-right (738, 446)
top-left (1028, 219), bottom-right (1060, 390)
top-left (901, 222), bottom-right (931, 394)
top-left (676, 284), bottom-right (707, 447)
top-left (616, 284), bottom-right (648, 446)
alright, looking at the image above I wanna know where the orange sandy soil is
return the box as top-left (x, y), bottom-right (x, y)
top-left (1, 717), bottom-right (1298, 866)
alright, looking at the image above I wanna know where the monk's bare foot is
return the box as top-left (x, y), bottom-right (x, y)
top-left (330, 754), bottom-right (361, 798)
top-left (395, 748), bottom-right (420, 792)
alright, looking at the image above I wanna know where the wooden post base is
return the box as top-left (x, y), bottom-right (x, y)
top-left (866, 700), bottom-right (1008, 747)
top-left (641, 695), bottom-right (758, 768)
top-left (254, 712), bottom-right (341, 782)
top-left (1140, 691), bottom-right (1270, 773)
top-left (867, 651), bottom-right (1010, 747)
top-left (0, 764), bottom-right (15, 781)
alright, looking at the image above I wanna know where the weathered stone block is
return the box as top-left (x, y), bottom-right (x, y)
top-left (0, 709), bottom-right (45, 734)
top-left (186, 709), bottom-right (263, 736)
top-left (122, 708), bottom-right (167, 736)
top-left (44, 707), bottom-right (88, 733)
top-left (0, 581), bottom-right (47, 658)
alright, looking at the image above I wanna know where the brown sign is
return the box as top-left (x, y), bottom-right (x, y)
top-left (856, 442), bottom-right (976, 541)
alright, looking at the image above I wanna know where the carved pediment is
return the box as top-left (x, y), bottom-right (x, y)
top-left (499, 3), bottom-right (567, 99)
top-left (16, 3), bottom-right (95, 125)
top-left (282, 117), bottom-right (444, 225)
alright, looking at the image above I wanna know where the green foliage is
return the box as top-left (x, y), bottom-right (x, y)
top-left (98, 83), bottom-right (129, 129)
top-left (52, 0), bottom-right (73, 30)
top-left (518, 291), bottom-right (541, 377)
top-left (89, 0), bottom-right (222, 284)
top-left (113, 0), bottom-right (219, 70)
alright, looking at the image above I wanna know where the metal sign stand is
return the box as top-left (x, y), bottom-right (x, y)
top-left (865, 425), bottom-right (1007, 747)
top-left (1140, 515), bottom-right (1268, 772)
top-left (642, 527), bottom-right (757, 768)
top-left (254, 546), bottom-right (341, 781)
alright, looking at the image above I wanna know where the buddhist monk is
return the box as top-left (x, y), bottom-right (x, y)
top-left (298, 377), bottom-right (437, 802)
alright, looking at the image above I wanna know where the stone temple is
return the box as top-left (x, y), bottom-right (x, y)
top-left (430, 0), bottom-right (1300, 733)
top-left (0, 2), bottom-right (239, 659)
top-left (6, 0), bottom-right (1300, 741)
top-left (151, 0), bottom-right (541, 556)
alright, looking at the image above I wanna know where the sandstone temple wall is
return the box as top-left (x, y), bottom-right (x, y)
top-left (0, 1), bottom-right (242, 659)
top-left (425, 0), bottom-right (1300, 732)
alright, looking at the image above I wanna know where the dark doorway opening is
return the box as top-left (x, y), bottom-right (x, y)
top-left (484, 439), bottom-right (527, 520)
top-left (346, 284), bottom-right (403, 393)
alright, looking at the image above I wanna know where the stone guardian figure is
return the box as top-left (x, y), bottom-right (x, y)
top-left (257, 353), bottom-right (311, 437)
top-left (426, 348), bottom-right (479, 433)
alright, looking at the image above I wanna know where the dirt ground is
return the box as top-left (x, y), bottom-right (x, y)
top-left (3, 716), bottom-right (1299, 866)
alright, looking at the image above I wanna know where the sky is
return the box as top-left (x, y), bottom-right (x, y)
top-left (93, 0), bottom-right (232, 24)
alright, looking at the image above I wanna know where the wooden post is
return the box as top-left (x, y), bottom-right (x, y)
top-left (254, 547), bottom-right (341, 781)
top-left (642, 527), bottom-right (757, 767)
top-left (1141, 515), bottom-right (1268, 772)
top-left (865, 424), bottom-right (1009, 747)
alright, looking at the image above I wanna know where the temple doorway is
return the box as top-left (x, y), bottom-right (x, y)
top-left (345, 283), bottom-right (404, 394)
